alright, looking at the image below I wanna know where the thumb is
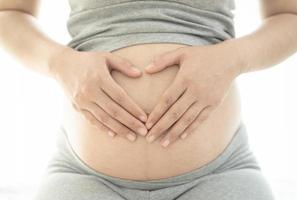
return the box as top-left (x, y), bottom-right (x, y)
top-left (106, 54), bottom-right (142, 78)
top-left (145, 48), bottom-right (184, 73)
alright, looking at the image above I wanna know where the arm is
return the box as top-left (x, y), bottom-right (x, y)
top-left (0, 0), bottom-right (149, 140)
top-left (141, 0), bottom-right (297, 147)
top-left (0, 0), bottom-right (70, 78)
top-left (224, 0), bottom-right (297, 74)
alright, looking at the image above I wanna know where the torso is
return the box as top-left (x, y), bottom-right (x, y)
top-left (62, 43), bottom-right (242, 181)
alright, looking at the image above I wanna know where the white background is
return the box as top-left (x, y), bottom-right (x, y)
top-left (0, 0), bottom-right (296, 199)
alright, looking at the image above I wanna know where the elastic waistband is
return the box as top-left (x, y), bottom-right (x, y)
top-left (58, 121), bottom-right (249, 190)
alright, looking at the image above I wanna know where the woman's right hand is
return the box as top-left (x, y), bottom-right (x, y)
top-left (49, 47), bottom-right (148, 142)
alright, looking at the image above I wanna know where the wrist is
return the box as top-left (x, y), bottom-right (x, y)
top-left (219, 38), bottom-right (250, 77)
top-left (47, 45), bottom-right (76, 80)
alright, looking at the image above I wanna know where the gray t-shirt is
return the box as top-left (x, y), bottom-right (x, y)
top-left (66, 0), bottom-right (236, 52)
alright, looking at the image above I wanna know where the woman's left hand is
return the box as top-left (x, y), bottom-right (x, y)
top-left (144, 42), bottom-right (242, 147)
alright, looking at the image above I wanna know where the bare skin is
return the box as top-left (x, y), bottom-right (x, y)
top-left (60, 43), bottom-right (242, 180)
top-left (0, 0), bottom-right (297, 180)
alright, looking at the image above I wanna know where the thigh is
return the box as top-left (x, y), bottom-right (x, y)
top-left (33, 172), bottom-right (126, 200)
top-left (176, 168), bottom-right (275, 200)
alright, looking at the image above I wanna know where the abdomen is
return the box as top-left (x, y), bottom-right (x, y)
top-left (62, 43), bottom-right (242, 181)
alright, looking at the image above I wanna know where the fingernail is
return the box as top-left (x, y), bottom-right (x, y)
top-left (146, 134), bottom-right (155, 143)
top-left (139, 115), bottom-right (147, 122)
top-left (108, 131), bottom-right (115, 138)
top-left (132, 67), bottom-right (141, 74)
top-left (127, 134), bottom-right (136, 141)
top-left (138, 127), bottom-right (147, 136)
top-left (161, 139), bottom-right (170, 147)
top-left (180, 133), bottom-right (187, 139)
top-left (145, 63), bottom-right (154, 70)
top-left (146, 122), bottom-right (153, 129)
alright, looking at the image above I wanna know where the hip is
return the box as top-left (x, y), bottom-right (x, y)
top-left (37, 122), bottom-right (275, 200)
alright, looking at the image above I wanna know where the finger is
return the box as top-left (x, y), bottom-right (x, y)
top-left (145, 77), bottom-right (186, 129)
top-left (83, 102), bottom-right (138, 142)
top-left (145, 47), bottom-right (185, 73)
top-left (180, 105), bottom-right (215, 139)
top-left (100, 75), bottom-right (147, 122)
top-left (80, 108), bottom-right (116, 138)
top-left (93, 90), bottom-right (147, 136)
top-left (159, 102), bottom-right (205, 147)
top-left (145, 90), bottom-right (196, 143)
top-left (106, 53), bottom-right (142, 77)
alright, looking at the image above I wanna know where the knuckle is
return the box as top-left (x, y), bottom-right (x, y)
top-left (198, 114), bottom-right (208, 123)
top-left (170, 111), bottom-right (179, 121)
top-left (124, 60), bottom-right (133, 67)
top-left (184, 115), bottom-right (195, 124)
top-left (128, 120), bottom-right (138, 129)
top-left (169, 129), bottom-right (178, 136)
top-left (114, 127), bottom-right (124, 136)
top-left (122, 128), bottom-right (133, 137)
top-left (90, 118), bottom-right (100, 127)
top-left (186, 125), bottom-right (195, 134)
top-left (115, 125), bottom-right (129, 136)
top-left (99, 113), bottom-right (109, 124)
top-left (83, 112), bottom-right (92, 121)
top-left (163, 96), bottom-right (173, 108)
top-left (114, 94), bottom-right (124, 103)
top-left (110, 108), bottom-right (120, 118)
top-left (152, 126), bottom-right (162, 135)
top-left (168, 132), bottom-right (179, 141)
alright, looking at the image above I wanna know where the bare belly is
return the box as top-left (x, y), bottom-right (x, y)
top-left (62, 43), bottom-right (242, 181)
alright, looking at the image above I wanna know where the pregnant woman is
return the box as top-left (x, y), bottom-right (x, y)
top-left (1, 0), bottom-right (297, 199)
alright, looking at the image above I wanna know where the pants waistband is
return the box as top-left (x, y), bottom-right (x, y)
top-left (57, 121), bottom-right (252, 190)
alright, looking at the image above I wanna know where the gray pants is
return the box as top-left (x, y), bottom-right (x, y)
top-left (34, 122), bottom-right (275, 200)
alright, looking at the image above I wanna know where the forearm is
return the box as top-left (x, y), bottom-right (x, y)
top-left (0, 10), bottom-right (71, 78)
top-left (224, 13), bottom-right (297, 75)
